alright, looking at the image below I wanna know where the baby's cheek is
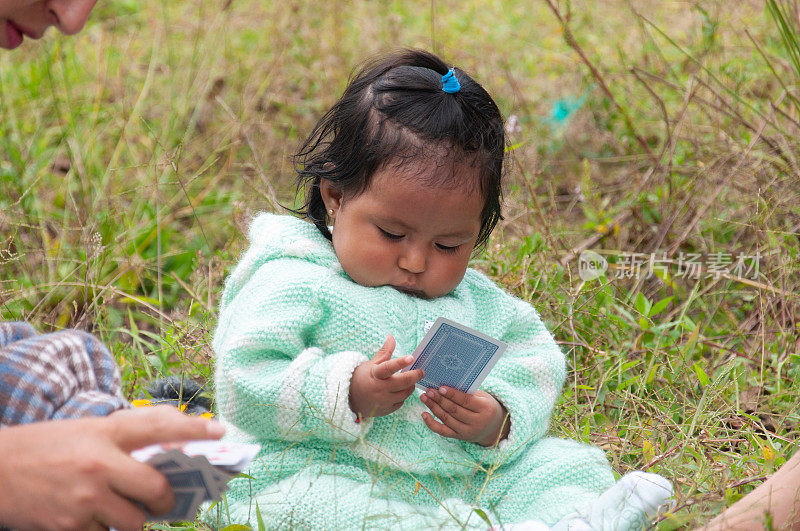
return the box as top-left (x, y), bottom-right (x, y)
top-left (436, 261), bottom-right (469, 291)
top-left (339, 242), bottom-right (394, 285)
top-left (360, 248), bottom-right (395, 276)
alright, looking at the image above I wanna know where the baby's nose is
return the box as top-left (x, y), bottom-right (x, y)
top-left (398, 245), bottom-right (426, 274)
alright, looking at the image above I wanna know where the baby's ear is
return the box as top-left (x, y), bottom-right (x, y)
top-left (319, 177), bottom-right (343, 210)
top-left (322, 162), bottom-right (335, 171)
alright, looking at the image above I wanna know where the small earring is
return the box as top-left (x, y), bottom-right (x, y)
top-left (328, 209), bottom-right (334, 216)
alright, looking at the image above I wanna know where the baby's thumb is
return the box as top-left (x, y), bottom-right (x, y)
top-left (372, 334), bottom-right (395, 363)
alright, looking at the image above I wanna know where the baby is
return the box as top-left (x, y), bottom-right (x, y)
top-left (211, 49), bottom-right (670, 529)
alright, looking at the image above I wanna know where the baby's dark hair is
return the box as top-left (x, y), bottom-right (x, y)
top-left (292, 49), bottom-right (505, 247)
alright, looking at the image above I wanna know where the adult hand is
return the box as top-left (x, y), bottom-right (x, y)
top-left (349, 335), bottom-right (425, 418)
top-left (0, 405), bottom-right (225, 531)
top-left (420, 386), bottom-right (510, 447)
top-left (702, 449), bottom-right (800, 530)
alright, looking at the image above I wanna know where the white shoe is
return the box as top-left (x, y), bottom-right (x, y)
top-left (495, 471), bottom-right (674, 531)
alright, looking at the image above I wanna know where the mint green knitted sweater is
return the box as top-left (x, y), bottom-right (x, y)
top-left (210, 214), bottom-right (615, 529)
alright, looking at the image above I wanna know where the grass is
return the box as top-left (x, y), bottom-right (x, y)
top-left (1, 0), bottom-right (799, 528)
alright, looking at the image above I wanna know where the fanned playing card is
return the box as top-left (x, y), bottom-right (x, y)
top-left (404, 317), bottom-right (507, 394)
top-left (130, 439), bottom-right (259, 523)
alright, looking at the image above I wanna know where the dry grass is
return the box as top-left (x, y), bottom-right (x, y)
top-left (1, 0), bottom-right (799, 528)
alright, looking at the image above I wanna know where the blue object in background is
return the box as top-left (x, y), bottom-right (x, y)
top-left (546, 93), bottom-right (589, 128)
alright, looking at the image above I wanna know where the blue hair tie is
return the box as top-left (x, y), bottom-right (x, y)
top-left (441, 68), bottom-right (461, 94)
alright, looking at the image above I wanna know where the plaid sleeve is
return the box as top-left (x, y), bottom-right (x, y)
top-left (0, 322), bottom-right (128, 426)
top-left (0, 322), bottom-right (36, 348)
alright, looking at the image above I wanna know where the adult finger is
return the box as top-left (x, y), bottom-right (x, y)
top-left (107, 406), bottom-right (225, 452)
top-left (108, 458), bottom-right (174, 516)
top-left (438, 386), bottom-right (481, 413)
top-left (387, 368), bottom-right (424, 391)
top-left (92, 489), bottom-right (146, 531)
top-left (371, 334), bottom-right (395, 364)
top-left (373, 354), bottom-right (413, 380)
top-left (421, 412), bottom-right (459, 439)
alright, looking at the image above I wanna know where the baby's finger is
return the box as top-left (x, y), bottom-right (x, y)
top-left (421, 412), bottom-right (459, 439)
top-left (424, 389), bottom-right (472, 423)
top-left (373, 355), bottom-right (413, 379)
top-left (388, 386), bottom-right (416, 404)
top-left (438, 386), bottom-right (480, 412)
top-left (421, 393), bottom-right (469, 431)
top-left (388, 368), bottom-right (424, 391)
top-left (371, 334), bottom-right (396, 364)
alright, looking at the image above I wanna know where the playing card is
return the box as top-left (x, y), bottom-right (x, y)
top-left (132, 439), bottom-right (260, 523)
top-left (130, 442), bottom-right (169, 462)
top-left (404, 317), bottom-right (507, 394)
top-left (180, 439), bottom-right (260, 471)
top-left (162, 467), bottom-right (216, 500)
top-left (212, 467), bottom-right (238, 485)
top-left (148, 450), bottom-right (184, 473)
top-left (154, 487), bottom-right (204, 522)
top-left (189, 455), bottom-right (224, 498)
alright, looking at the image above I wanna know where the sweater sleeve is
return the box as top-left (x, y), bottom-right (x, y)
top-left (459, 296), bottom-right (566, 463)
top-left (213, 260), bottom-right (372, 444)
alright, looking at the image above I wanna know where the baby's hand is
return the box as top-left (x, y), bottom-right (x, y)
top-left (349, 335), bottom-right (425, 419)
top-left (420, 387), bottom-right (510, 447)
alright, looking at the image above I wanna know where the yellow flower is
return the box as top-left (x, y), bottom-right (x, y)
top-left (762, 445), bottom-right (775, 461)
top-left (643, 439), bottom-right (656, 463)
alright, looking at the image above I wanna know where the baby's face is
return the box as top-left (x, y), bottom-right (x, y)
top-left (0, 0), bottom-right (96, 49)
top-left (321, 163), bottom-right (484, 299)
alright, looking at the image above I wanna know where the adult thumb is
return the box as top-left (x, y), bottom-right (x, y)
top-left (372, 334), bottom-right (395, 364)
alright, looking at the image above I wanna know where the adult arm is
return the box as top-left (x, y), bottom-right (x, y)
top-left (0, 405), bottom-right (224, 531)
top-left (701, 449), bottom-right (800, 530)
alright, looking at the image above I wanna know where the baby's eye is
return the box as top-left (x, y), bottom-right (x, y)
top-left (378, 228), bottom-right (403, 240)
top-left (435, 243), bottom-right (460, 254)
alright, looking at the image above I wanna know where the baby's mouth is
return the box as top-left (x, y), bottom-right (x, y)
top-left (392, 285), bottom-right (427, 299)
